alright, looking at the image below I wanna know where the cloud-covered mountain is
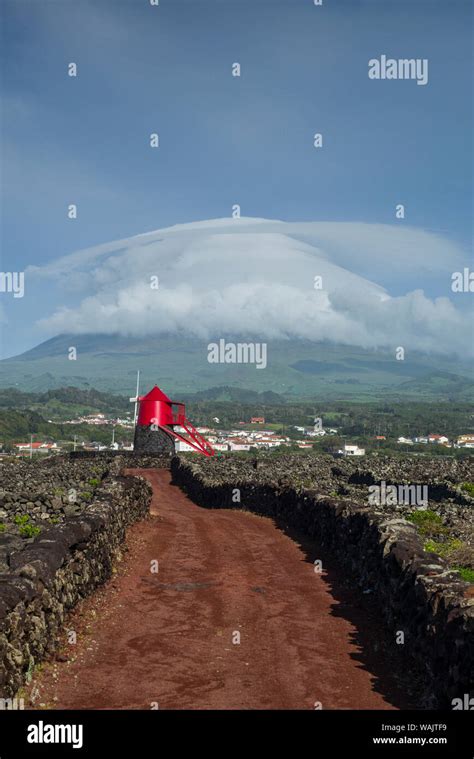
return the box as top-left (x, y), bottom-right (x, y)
top-left (25, 217), bottom-right (472, 358)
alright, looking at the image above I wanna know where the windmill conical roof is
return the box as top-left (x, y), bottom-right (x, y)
top-left (139, 385), bottom-right (172, 402)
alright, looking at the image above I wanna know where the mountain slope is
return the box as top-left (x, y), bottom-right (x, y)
top-left (1, 333), bottom-right (472, 400)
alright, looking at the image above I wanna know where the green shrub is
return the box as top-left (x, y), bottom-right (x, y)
top-left (14, 514), bottom-right (30, 526)
top-left (19, 524), bottom-right (41, 538)
top-left (423, 537), bottom-right (463, 559)
top-left (406, 510), bottom-right (446, 537)
top-left (454, 566), bottom-right (474, 583)
top-left (88, 478), bottom-right (100, 488)
top-left (0, 523), bottom-right (5, 532)
top-left (422, 536), bottom-right (474, 584)
top-left (460, 482), bottom-right (474, 497)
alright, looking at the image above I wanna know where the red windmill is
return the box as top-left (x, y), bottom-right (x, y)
top-left (133, 385), bottom-right (215, 457)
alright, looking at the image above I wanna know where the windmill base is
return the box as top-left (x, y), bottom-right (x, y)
top-left (133, 425), bottom-right (175, 455)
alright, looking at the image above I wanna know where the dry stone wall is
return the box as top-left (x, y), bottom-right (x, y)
top-left (0, 460), bottom-right (152, 698)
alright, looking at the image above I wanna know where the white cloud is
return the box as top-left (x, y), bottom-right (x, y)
top-left (32, 217), bottom-right (472, 357)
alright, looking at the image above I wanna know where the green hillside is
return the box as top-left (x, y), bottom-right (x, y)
top-left (1, 333), bottom-right (473, 401)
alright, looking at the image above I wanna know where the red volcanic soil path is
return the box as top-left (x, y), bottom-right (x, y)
top-left (25, 469), bottom-right (415, 710)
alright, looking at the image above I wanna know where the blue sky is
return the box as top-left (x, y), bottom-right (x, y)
top-left (0, 0), bottom-right (472, 358)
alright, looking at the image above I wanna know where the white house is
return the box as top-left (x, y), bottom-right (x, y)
top-left (176, 440), bottom-right (204, 453)
top-left (14, 442), bottom-right (59, 453)
top-left (428, 434), bottom-right (449, 444)
top-left (253, 437), bottom-right (285, 449)
top-left (213, 442), bottom-right (230, 452)
top-left (340, 444), bottom-right (365, 457)
top-left (457, 435), bottom-right (474, 448)
top-left (228, 438), bottom-right (251, 451)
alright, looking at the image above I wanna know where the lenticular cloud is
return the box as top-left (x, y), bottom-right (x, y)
top-left (31, 217), bottom-right (472, 357)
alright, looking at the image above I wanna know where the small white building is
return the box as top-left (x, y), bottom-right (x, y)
top-left (428, 434), bottom-right (449, 444)
top-left (228, 438), bottom-right (252, 451)
top-left (340, 444), bottom-right (365, 457)
top-left (458, 435), bottom-right (474, 444)
top-left (213, 442), bottom-right (230, 452)
top-left (14, 442), bottom-right (59, 453)
top-left (175, 439), bottom-right (197, 453)
top-left (253, 437), bottom-right (285, 449)
top-left (457, 436), bottom-right (474, 448)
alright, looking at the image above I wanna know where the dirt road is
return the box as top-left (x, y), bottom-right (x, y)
top-left (25, 469), bottom-right (413, 709)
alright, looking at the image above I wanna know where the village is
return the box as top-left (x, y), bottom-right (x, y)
top-left (5, 409), bottom-right (474, 458)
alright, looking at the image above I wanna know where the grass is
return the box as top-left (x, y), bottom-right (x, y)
top-left (454, 566), bottom-right (474, 583)
top-left (408, 511), bottom-right (473, 584)
top-left (13, 513), bottom-right (41, 538)
top-left (461, 482), bottom-right (474, 497)
top-left (423, 537), bottom-right (474, 584)
top-left (423, 537), bottom-right (463, 558)
top-left (14, 514), bottom-right (30, 526)
top-left (0, 523), bottom-right (5, 532)
top-left (19, 524), bottom-right (41, 538)
top-left (406, 509), bottom-right (447, 537)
